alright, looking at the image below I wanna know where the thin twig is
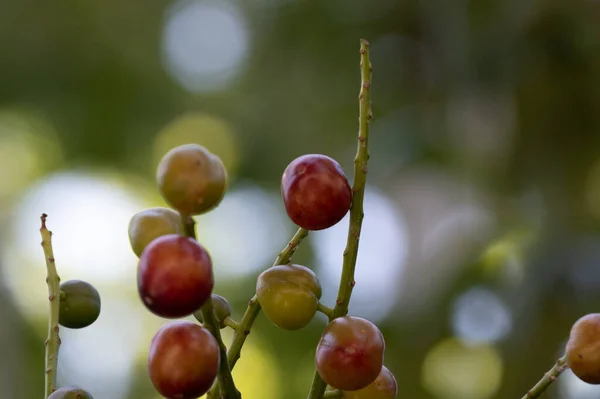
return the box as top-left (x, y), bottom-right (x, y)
top-left (520, 356), bottom-right (568, 399)
top-left (40, 214), bottom-right (62, 398)
top-left (307, 38), bottom-right (373, 399)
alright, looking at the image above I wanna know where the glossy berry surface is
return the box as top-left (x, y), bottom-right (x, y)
top-left (128, 207), bottom-right (183, 257)
top-left (316, 316), bottom-right (385, 391)
top-left (281, 154), bottom-right (352, 230)
top-left (148, 321), bottom-right (219, 399)
top-left (257, 264), bottom-right (322, 330)
top-left (566, 313), bottom-right (600, 384)
top-left (156, 143), bottom-right (228, 216)
top-left (48, 386), bottom-right (94, 399)
top-left (193, 293), bottom-right (231, 329)
top-left (343, 366), bottom-right (397, 398)
top-left (58, 280), bottom-right (101, 329)
top-left (137, 234), bottom-right (214, 318)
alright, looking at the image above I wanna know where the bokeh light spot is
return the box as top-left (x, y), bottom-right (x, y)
top-left (310, 186), bottom-right (409, 323)
top-left (451, 286), bottom-right (512, 345)
top-left (153, 112), bottom-right (240, 177)
top-left (194, 182), bottom-right (292, 280)
top-left (162, 0), bottom-right (250, 93)
top-left (421, 338), bottom-right (503, 399)
top-left (560, 368), bottom-right (600, 399)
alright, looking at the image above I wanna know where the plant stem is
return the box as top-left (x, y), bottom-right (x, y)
top-left (521, 356), bottom-right (568, 399)
top-left (40, 214), bottom-right (61, 398)
top-left (223, 317), bottom-right (240, 331)
top-left (323, 390), bottom-right (343, 399)
top-left (317, 302), bottom-right (334, 321)
top-left (181, 215), bottom-right (241, 399)
top-left (307, 38), bottom-right (373, 399)
top-left (208, 226), bottom-right (309, 398)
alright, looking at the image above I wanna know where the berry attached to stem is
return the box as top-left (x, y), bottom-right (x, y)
top-left (48, 387), bottom-right (94, 399)
top-left (281, 154), bottom-right (352, 231)
top-left (566, 313), bottom-right (600, 384)
top-left (128, 207), bottom-right (183, 257)
top-left (315, 316), bottom-right (385, 391)
top-left (59, 280), bottom-right (101, 329)
top-left (148, 321), bottom-right (220, 399)
top-left (137, 234), bottom-right (214, 318)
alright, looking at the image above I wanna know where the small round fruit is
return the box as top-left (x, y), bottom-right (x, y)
top-left (156, 143), bottom-right (228, 216)
top-left (128, 207), bottom-right (183, 257)
top-left (343, 366), bottom-right (397, 398)
top-left (193, 294), bottom-right (232, 328)
top-left (316, 316), bottom-right (385, 391)
top-left (148, 321), bottom-right (219, 398)
top-left (48, 386), bottom-right (94, 399)
top-left (281, 154), bottom-right (352, 230)
top-left (59, 280), bottom-right (101, 329)
top-left (566, 313), bottom-right (600, 384)
top-left (138, 234), bottom-right (214, 318)
top-left (256, 264), bottom-right (322, 330)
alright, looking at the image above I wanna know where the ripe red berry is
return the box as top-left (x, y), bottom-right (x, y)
top-left (566, 313), bottom-right (600, 384)
top-left (281, 154), bottom-right (352, 230)
top-left (316, 316), bottom-right (385, 391)
top-left (148, 321), bottom-right (219, 399)
top-left (137, 234), bottom-right (214, 318)
top-left (343, 365), bottom-right (398, 398)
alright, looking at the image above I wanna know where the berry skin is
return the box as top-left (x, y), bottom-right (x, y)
top-left (128, 207), bottom-right (183, 257)
top-left (281, 154), bottom-right (352, 230)
top-left (566, 313), bottom-right (600, 384)
top-left (137, 234), bottom-right (214, 318)
top-left (256, 264), bottom-right (322, 330)
top-left (48, 387), bottom-right (94, 398)
top-left (58, 280), bottom-right (101, 329)
top-left (193, 294), bottom-right (232, 329)
top-left (316, 316), bottom-right (385, 391)
top-left (148, 321), bottom-right (219, 399)
top-left (156, 144), bottom-right (228, 216)
top-left (343, 366), bottom-right (398, 398)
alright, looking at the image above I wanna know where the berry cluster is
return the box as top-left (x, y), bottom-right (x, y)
top-left (127, 140), bottom-right (398, 398)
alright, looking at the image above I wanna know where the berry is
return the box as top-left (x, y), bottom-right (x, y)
top-left (58, 280), bottom-right (101, 329)
top-left (48, 386), bottom-right (94, 399)
top-left (566, 313), bottom-right (600, 384)
top-left (128, 207), bottom-right (183, 257)
top-left (343, 366), bottom-right (397, 398)
top-left (281, 154), bottom-right (352, 230)
top-left (193, 293), bottom-right (232, 329)
top-left (137, 234), bottom-right (214, 318)
top-left (316, 316), bottom-right (385, 391)
top-left (256, 264), bottom-right (322, 330)
top-left (156, 143), bottom-right (228, 216)
top-left (148, 321), bottom-right (219, 399)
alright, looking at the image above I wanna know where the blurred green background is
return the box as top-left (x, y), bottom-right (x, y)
top-left (2, 0), bottom-right (600, 398)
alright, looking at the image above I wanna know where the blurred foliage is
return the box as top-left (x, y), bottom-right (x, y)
top-left (2, 0), bottom-right (600, 398)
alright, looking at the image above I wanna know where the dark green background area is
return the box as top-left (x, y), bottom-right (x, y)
top-left (2, 0), bottom-right (600, 398)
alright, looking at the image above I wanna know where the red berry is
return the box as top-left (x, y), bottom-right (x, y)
top-left (148, 321), bottom-right (219, 398)
top-left (316, 316), bottom-right (385, 391)
top-left (343, 365), bottom-right (398, 398)
top-left (281, 154), bottom-right (352, 230)
top-left (138, 234), bottom-right (214, 318)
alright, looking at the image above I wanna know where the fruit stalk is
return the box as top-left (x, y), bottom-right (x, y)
top-left (207, 226), bottom-right (308, 397)
top-left (40, 214), bottom-right (62, 398)
top-left (181, 215), bottom-right (241, 399)
top-left (307, 38), bottom-right (373, 399)
top-left (520, 356), bottom-right (568, 399)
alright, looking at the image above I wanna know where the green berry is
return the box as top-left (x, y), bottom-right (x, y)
top-left (128, 207), bottom-right (183, 257)
top-left (59, 280), bottom-right (101, 329)
top-left (193, 294), bottom-right (232, 328)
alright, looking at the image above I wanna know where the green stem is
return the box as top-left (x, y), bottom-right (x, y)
top-left (323, 390), bottom-right (343, 399)
top-left (317, 302), bottom-right (334, 321)
top-left (521, 356), bottom-right (568, 399)
top-left (307, 38), bottom-right (373, 399)
top-left (223, 317), bottom-right (240, 331)
top-left (181, 215), bottom-right (241, 399)
top-left (40, 214), bottom-right (61, 398)
top-left (208, 226), bottom-right (309, 398)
